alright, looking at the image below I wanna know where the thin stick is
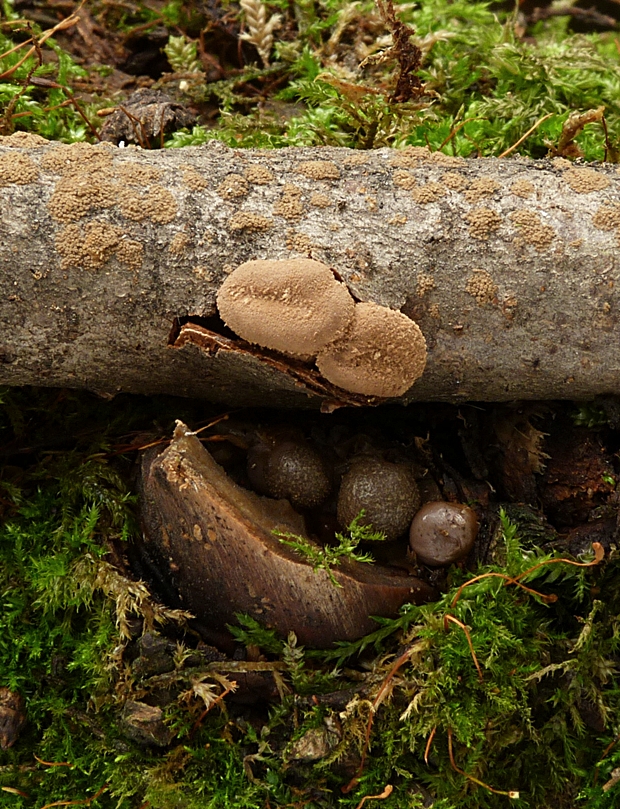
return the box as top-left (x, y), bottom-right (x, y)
top-left (451, 571), bottom-right (513, 607)
top-left (2, 787), bottom-right (30, 797)
top-left (512, 542), bottom-right (604, 581)
top-left (342, 646), bottom-right (417, 793)
top-left (498, 112), bottom-right (554, 158)
top-left (443, 615), bottom-right (483, 681)
top-left (111, 413), bottom-right (231, 454)
top-left (354, 784), bottom-right (393, 809)
top-left (451, 571), bottom-right (557, 608)
top-left (117, 105), bottom-right (150, 149)
top-left (438, 118), bottom-right (482, 152)
top-left (448, 728), bottom-right (519, 798)
top-left (193, 413), bottom-right (231, 434)
top-left (451, 542), bottom-right (604, 608)
top-left (424, 726), bottom-right (436, 765)
top-left (23, 78), bottom-right (101, 141)
top-left (0, 5), bottom-right (84, 81)
top-left (38, 783), bottom-right (108, 809)
top-left (34, 755), bottom-right (73, 767)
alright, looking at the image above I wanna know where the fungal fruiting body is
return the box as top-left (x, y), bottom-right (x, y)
top-left (247, 434), bottom-right (331, 510)
top-left (216, 258), bottom-right (355, 357)
top-left (409, 501), bottom-right (478, 566)
top-left (216, 259), bottom-right (427, 397)
top-left (337, 458), bottom-right (421, 541)
top-left (316, 302), bottom-right (427, 398)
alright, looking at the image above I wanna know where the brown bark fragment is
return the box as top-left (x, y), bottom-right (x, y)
top-left (0, 689), bottom-right (26, 750)
top-left (139, 423), bottom-right (436, 647)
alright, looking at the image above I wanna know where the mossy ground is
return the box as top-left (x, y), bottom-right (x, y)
top-left (3, 0), bottom-right (620, 806)
top-left (1, 0), bottom-right (620, 158)
top-left (1, 389), bottom-right (620, 809)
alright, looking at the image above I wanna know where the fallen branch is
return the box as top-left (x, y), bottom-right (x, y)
top-left (1, 134), bottom-right (620, 406)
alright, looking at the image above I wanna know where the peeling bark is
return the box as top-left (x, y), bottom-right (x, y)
top-left (1, 132), bottom-right (619, 407)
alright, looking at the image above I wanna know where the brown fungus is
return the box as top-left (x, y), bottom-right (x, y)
top-left (337, 458), bottom-right (420, 541)
top-left (247, 435), bottom-right (331, 510)
top-left (316, 302), bottom-right (427, 398)
top-left (216, 258), bottom-right (355, 357)
top-left (0, 153), bottom-right (38, 186)
top-left (409, 501), bottom-right (478, 566)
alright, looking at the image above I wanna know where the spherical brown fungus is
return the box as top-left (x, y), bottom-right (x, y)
top-left (247, 436), bottom-right (331, 510)
top-left (409, 501), bottom-right (478, 566)
top-left (337, 458), bottom-right (421, 541)
top-left (216, 258), bottom-right (355, 358)
top-left (316, 302), bottom-right (427, 398)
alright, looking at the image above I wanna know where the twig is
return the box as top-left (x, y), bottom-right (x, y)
top-left (26, 77), bottom-right (101, 141)
top-left (354, 784), bottom-right (393, 809)
top-left (34, 755), bottom-right (74, 767)
top-left (0, 5), bottom-right (84, 81)
top-left (38, 783), bottom-right (108, 809)
top-left (438, 117), bottom-right (483, 152)
top-left (111, 413), bottom-right (232, 454)
top-left (528, 5), bottom-right (616, 29)
top-left (1, 26), bottom-right (40, 134)
top-left (593, 732), bottom-right (620, 786)
top-left (117, 105), bottom-right (151, 149)
top-left (498, 112), bottom-right (554, 158)
top-left (342, 645), bottom-right (419, 793)
top-left (2, 787), bottom-right (30, 797)
top-left (448, 727), bottom-right (519, 798)
top-left (424, 726), bottom-right (436, 765)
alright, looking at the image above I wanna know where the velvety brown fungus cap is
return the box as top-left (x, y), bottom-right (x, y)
top-left (216, 258), bottom-right (355, 357)
top-left (409, 501), bottom-right (478, 566)
top-left (316, 302), bottom-right (427, 397)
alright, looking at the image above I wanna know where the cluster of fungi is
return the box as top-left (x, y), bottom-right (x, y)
top-left (242, 424), bottom-right (478, 568)
top-left (216, 258), bottom-right (428, 398)
top-left (214, 258), bottom-right (478, 567)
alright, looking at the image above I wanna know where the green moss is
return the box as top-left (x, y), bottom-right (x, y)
top-left (1, 389), bottom-right (619, 808)
top-left (165, 0), bottom-right (620, 157)
top-left (275, 512), bottom-right (387, 587)
top-left (3, 0), bottom-right (619, 158)
top-left (0, 14), bottom-right (102, 142)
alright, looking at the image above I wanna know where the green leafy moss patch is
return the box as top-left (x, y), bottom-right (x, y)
top-left (1, 389), bottom-right (620, 808)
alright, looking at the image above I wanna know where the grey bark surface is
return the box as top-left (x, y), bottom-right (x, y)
top-left (1, 131), bottom-right (619, 407)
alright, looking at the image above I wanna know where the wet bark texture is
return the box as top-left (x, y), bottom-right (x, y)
top-left (1, 131), bottom-right (619, 407)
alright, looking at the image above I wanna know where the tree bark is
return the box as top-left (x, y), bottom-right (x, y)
top-left (1, 131), bottom-right (619, 407)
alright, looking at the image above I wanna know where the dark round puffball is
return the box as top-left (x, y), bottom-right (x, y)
top-left (337, 458), bottom-right (420, 540)
top-left (409, 501), bottom-right (478, 566)
top-left (247, 438), bottom-right (331, 510)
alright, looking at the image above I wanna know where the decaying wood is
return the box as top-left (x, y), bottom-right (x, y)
top-left (1, 131), bottom-right (619, 406)
top-left (138, 422), bottom-right (436, 647)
